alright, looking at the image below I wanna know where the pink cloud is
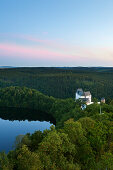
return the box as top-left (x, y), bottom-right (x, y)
top-left (0, 33), bottom-right (54, 45)
top-left (0, 42), bottom-right (112, 66)
top-left (1, 34), bottom-right (113, 66)
top-left (0, 33), bottom-right (70, 58)
top-left (0, 43), bottom-right (74, 61)
top-left (0, 33), bottom-right (70, 52)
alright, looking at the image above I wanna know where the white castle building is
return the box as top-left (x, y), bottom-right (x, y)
top-left (75, 88), bottom-right (93, 105)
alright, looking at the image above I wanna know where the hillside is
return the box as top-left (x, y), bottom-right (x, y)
top-left (0, 86), bottom-right (75, 124)
top-left (0, 67), bottom-right (113, 101)
top-left (0, 87), bottom-right (113, 169)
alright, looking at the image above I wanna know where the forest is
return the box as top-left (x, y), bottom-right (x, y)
top-left (0, 67), bottom-right (113, 101)
top-left (0, 67), bottom-right (113, 169)
top-left (0, 86), bottom-right (113, 169)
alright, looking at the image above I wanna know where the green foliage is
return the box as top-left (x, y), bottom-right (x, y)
top-left (0, 86), bottom-right (55, 116)
top-left (0, 67), bottom-right (113, 100)
top-left (0, 86), bottom-right (77, 126)
top-left (1, 80), bottom-right (113, 169)
top-left (38, 130), bottom-right (76, 169)
top-left (0, 152), bottom-right (13, 170)
top-left (50, 98), bottom-right (75, 122)
top-left (15, 145), bottom-right (42, 170)
top-left (13, 135), bottom-right (24, 149)
top-left (1, 109), bottom-right (113, 169)
top-left (98, 152), bottom-right (113, 169)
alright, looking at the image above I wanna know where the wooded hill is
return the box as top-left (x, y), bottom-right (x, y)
top-left (0, 67), bottom-right (113, 101)
top-left (0, 86), bottom-right (113, 169)
top-left (0, 86), bottom-right (75, 125)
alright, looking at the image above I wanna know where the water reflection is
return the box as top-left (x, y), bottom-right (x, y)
top-left (0, 107), bottom-right (55, 153)
top-left (0, 107), bottom-right (56, 124)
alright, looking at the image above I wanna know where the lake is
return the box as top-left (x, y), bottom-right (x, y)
top-left (0, 108), bottom-right (54, 153)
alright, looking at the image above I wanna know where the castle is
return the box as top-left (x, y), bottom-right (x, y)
top-left (75, 88), bottom-right (93, 105)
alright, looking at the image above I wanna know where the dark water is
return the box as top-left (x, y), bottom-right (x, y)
top-left (0, 108), bottom-right (55, 153)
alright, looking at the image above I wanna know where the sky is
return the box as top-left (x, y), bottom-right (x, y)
top-left (0, 0), bottom-right (113, 67)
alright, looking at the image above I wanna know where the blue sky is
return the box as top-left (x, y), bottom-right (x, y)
top-left (0, 0), bottom-right (113, 66)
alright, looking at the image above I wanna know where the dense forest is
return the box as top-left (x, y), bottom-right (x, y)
top-left (0, 86), bottom-right (113, 169)
top-left (0, 90), bottom-right (113, 170)
top-left (0, 86), bottom-right (75, 125)
top-left (0, 67), bottom-right (113, 169)
top-left (0, 67), bottom-right (113, 101)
